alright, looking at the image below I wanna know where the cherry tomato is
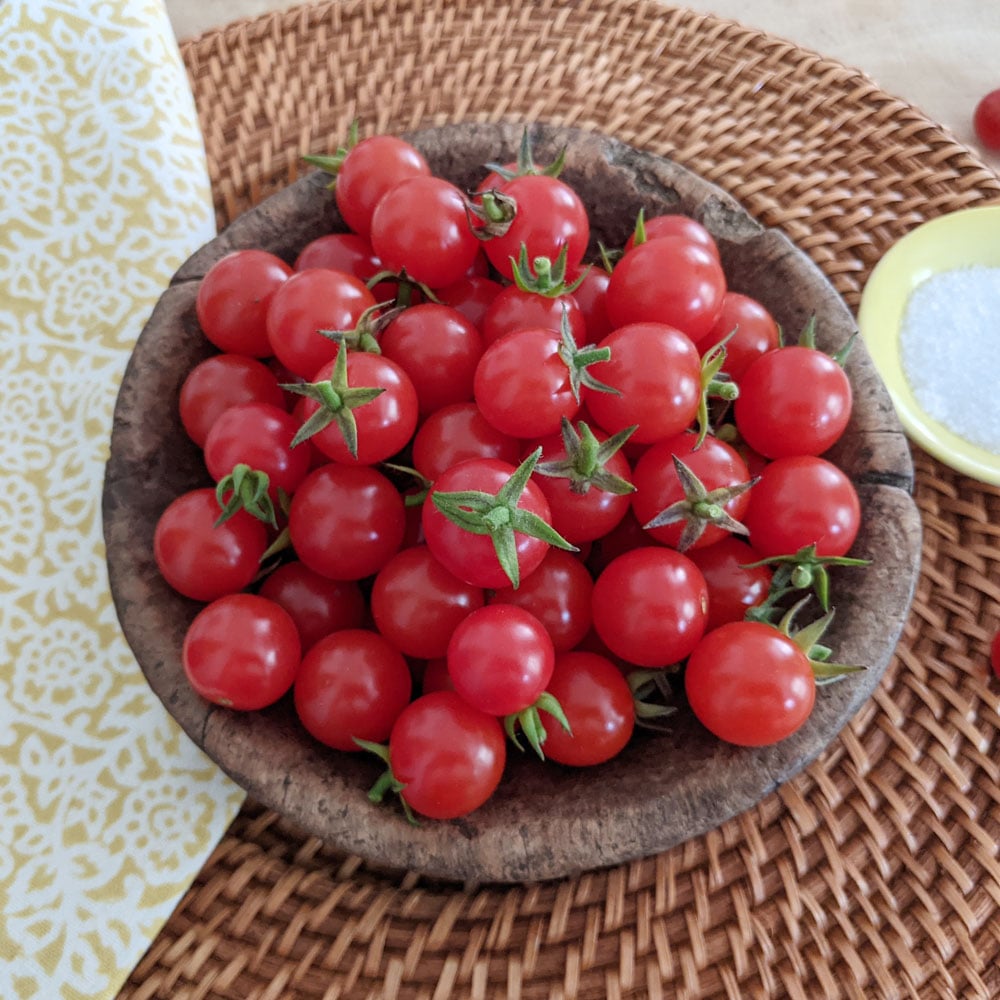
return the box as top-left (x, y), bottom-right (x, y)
top-left (630, 431), bottom-right (752, 550)
top-left (529, 426), bottom-right (634, 544)
top-left (435, 274), bottom-right (505, 330)
top-left (410, 402), bottom-right (521, 482)
top-left (591, 547), bottom-right (708, 667)
top-left (179, 354), bottom-right (287, 449)
top-left (388, 691), bottom-right (506, 819)
top-left (203, 402), bottom-right (314, 500)
top-left (196, 249), bottom-right (292, 356)
top-left (624, 213), bottom-right (720, 260)
top-left (422, 458), bottom-right (556, 590)
top-left (743, 455), bottom-right (861, 558)
top-left (421, 656), bottom-right (454, 695)
top-left (474, 327), bottom-right (582, 438)
top-left (379, 303), bottom-right (484, 416)
top-left (182, 593), bottom-right (301, 710)
top-left (734, 345), bottom-right (852, 458)
top-left (684, 621), bottom-right (816, 746)
top-left (370, 545), bottom-right (485, 659)
top-left (489, 548), bottom-right (594, 652)
top-left (370, 175), bottom-right (481, 288)
top-left (334, 134), bottom-right (430, 238)
top-left (585, 322), bottom-right (702, 444)
top-left (293, 629), bottom-right (412, 751)
top-left (296, 351), bottom-right (418, 465)
top-left (480, 285), bottom-right (587, 347)
top-left (703, 291), bottom-right (780, 382)
top-left (540, 651), bottom-right (635, 766)
top-left (483, 174), bottom-right (590, 281)
top-left (686, 536), bottom-right (773, 632)
top-left (570, 266), bottom-right (613, 342)
top-left (265, 268), bottom-right (377, 379)
top-left (154, 488), bottom-right (268, 602)
top-left (288, 464), bottom-right (405, 580)
top-left (447, 604), bottom-right (555, 716)
top-left (257, 560), bottom-right (367, 653)
top-left (605, 237), bottom-right (726, 345)
top-left (973, 89), bottom-right (1000, 152)
top-left (293, 232), bottom-right (382, 278)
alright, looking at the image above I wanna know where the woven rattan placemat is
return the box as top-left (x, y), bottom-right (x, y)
top-left (120, 2), bottom-right (1000, 996)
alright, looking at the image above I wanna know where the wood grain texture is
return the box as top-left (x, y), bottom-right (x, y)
top-left (103, 123), bottom-right (922, 883)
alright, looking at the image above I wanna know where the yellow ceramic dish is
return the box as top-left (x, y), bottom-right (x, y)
top-left (857, 204), bottom-right (1000, 485)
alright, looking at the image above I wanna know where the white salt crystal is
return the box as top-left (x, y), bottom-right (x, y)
top-left (898, 265), bottom-right (1000, 453)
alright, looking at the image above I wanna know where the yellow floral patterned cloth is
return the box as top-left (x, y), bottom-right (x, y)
top-left (0, 2), bottom-right (246, 997)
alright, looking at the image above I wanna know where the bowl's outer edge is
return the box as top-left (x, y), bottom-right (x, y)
top-left (103, 122), bottom-right (922, 883)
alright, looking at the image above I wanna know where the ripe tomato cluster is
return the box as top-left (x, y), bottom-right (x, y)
top-left (155, 127), bottom-right (868, 822)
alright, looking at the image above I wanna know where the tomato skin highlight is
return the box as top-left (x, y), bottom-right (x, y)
top-left (293, 629), bottom-right (412, 751)
top-left (540, 651), bottom-right (635, 766)
top-left (447, 604), bottom-right (556, 716)
top-left (388, 691), bottom-right (506, 819)
top-left (591, 547), bottom-right (709, 667)
top-left (684, 621), bottom-right (816, 746)
top-left (182, 593), bottom-right (301, 710)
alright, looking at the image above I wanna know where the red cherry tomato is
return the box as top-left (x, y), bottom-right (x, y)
top-left (973, 89), bottom-right (1000, 152)
top-left (446, 604), bottom-right (555, 716)
top-left (257, 561), bottom-right (367, 653)
top-left (293, 629), bottom-right (412, 751)
top-left (295, 351), bottom-right (418, 466)
top-left (421, 458), bottom-right (556, 590)
top-left (686, 536), bottom-right (773, 632)
top-left (179, 354), bottom-right (287, 449)
top-left (624, 213), bottom-right (720, 260)
top-left (489, 548), bottom-right (594, 652)
top-left (743, 455), bottom-right (861, 558)
top-left (370, 175), bottom-right (481, 288)
top-left (734, 345), bottom-right (852, 458)
top-left (388, 691), bottom-right (506, 819)
top-left (293, 231), bottom-right (382, 278)
top-left (483, 174), bottom-right (590, 281)
top-left (474, 327), bottom-right (582, 439)
top-left (379, 303), bottom-right (484, 416)
top-left (370, 545), bottom-right (485, 659)
top-left (435, 274), bottom-right (505, 330)
top-left (703, 292), bottom-right (780, 382)
top-left (288, 464), bottom-right (405, 580)
top-left (203, 402), bottom-right (314, 500)
top-left (154, 488), bottom-right (268, 602)
top-left (591, 547), bottom-right (708, 667)
top-left (196, 249), bottom-right (292, 357)
top-left (182, 593), bottom-right (301, 710)
top-left (480, 285), bottom-right (587, 347)
top-left (630, 431), bottom-right (752, 550)
top-left (585, 322), bottom-right (702, 444)
top-left (540, 651), bottom-right (635, 766)
top-left (265, 268), bottom-right (377, 379)
top-left (410, 402), bottom-right (521, 482)
top-left (684, 621), bottom-right (816, 746)
top-left (334, 134), bottom-right (430, 238)
top-left (605, 237), bottom-right (726, 345)
top-left (570, 266), bottom-right (613, 342)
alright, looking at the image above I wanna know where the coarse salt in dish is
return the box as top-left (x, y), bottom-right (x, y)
top-left (898, 265), bottom-right (1000, 453)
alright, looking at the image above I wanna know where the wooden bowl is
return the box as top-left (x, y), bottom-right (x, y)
top-left (103, 123), bottom-right (922, 883)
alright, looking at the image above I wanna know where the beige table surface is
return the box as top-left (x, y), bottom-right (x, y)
top-left (165, 0), bottom-right (1000, 171)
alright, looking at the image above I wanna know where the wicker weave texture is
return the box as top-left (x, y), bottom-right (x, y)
top-left (122, 2), bottom-right (1000, 997)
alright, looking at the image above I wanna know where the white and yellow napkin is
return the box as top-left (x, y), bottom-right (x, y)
top-left (0, 2), bottom-right (245, 997)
